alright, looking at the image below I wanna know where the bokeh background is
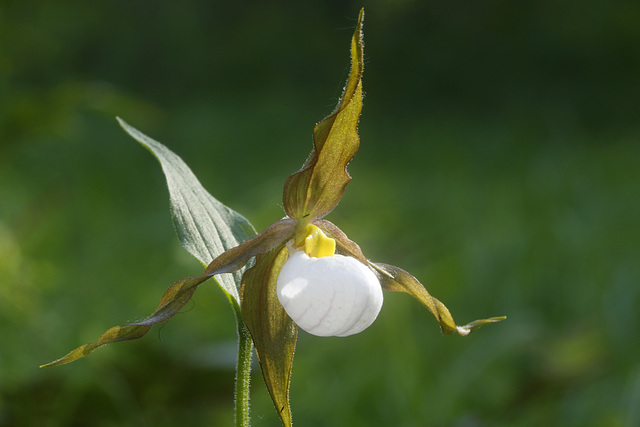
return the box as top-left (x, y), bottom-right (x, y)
top-left (1, 1), bottom-right (639, 426)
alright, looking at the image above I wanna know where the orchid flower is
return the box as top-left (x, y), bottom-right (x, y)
top-left (41, 9), bottom-right (505, 426)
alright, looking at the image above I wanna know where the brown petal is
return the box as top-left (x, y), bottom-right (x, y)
top-left (41, 219), bottom-right (295, 368)
top-left (371, 263), bottom-right (506, 335)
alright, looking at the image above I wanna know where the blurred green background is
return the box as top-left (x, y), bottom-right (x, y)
top-left (1, 1), bottom-right (639, 426)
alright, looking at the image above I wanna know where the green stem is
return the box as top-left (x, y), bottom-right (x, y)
top-left (234, 307), bottom-right (253, 427)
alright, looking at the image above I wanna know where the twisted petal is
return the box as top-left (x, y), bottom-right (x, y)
top-left (316, 220), bottom-right (505, 335)
top-left (39, 274), bottom-right (211, 368)
top-left (41, 219), bottom-right (295, 368)
top-left (371, 263), bottom-right (506, 335)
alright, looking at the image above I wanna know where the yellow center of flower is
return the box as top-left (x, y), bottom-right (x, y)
top-left (294, 224), bottom-right (336, 258)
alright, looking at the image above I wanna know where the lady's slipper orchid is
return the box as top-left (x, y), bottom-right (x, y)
top-left (42, 9), bottom-right (505, 427)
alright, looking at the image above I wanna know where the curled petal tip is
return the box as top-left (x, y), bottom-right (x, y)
top-left (456, 316), bottom-right (507, 336)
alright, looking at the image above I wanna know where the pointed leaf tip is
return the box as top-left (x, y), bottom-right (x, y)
top-left (117, 118), bottom-right (257, 306)
top-left (282, 10), bottom-right (365, 221)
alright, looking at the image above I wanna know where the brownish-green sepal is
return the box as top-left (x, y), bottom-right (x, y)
top-left (371, 263), bottom-right (506, 336)
top-left (282, 9), bottom-right (365, 221)
top-left (41, 219), bottom-right (295, 368)
top-left (241, 246), bottom-right (297, 427)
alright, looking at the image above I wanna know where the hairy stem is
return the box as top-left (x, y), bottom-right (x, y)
top-left (234, 307), bottom-right (253, 427)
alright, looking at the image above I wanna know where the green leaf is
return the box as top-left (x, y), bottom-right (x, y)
top-left (41, 220), bottom-right (295, 367)
top-left (241, 246), bottom-right (297, 427)
top-left (118, 117), bottom-right (257, 306)
top-left (282, 8), bottom-right (365, 220)
top-left (371, 263), bottom-right (506, 336)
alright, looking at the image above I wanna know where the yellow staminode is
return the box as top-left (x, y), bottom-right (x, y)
top-left (299, 224), bottom-right (336, 258)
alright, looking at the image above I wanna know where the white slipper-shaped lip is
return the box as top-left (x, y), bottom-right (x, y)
top-left (277, 250), bottom-right (383, 337)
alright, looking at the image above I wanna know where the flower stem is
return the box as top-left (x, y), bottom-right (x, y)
top-left (234, 308), bottom-right (253, 427)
